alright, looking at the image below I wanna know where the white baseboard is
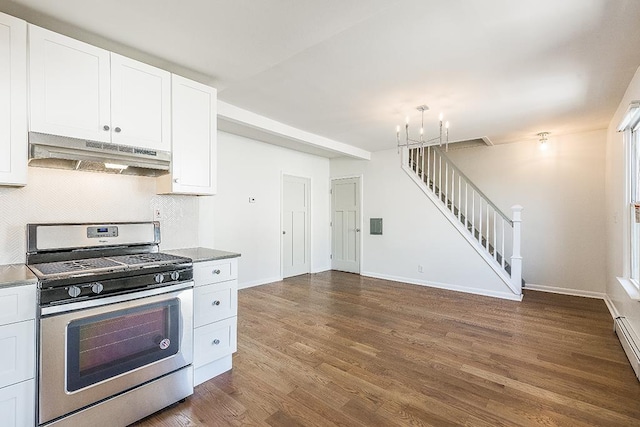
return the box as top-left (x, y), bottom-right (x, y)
top-left (361, 271), bottom-right (522, 301)
top-left (604, 294), bottom-right (620, 319)
top-left (238, 276), bottom-right (282, 290)
top-left (525, 283), bottom-right (605, 299)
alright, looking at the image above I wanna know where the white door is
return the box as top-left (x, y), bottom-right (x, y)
top-left (167, 74), bottom-right (217, 194)
top-left (110, 53), bottom-right (171, 151)
top-left (0, 12), bottom-right (27, 186)
top-left (282, 175), bottom-right (310, 278)
top-left (28, 25), bottom-right (111, 142)
top-left (331, 177), bottom-right (361, 273)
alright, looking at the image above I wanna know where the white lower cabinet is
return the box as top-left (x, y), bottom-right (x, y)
top-left (0, 284), bottom-right (36, 427)
top-left (193, 258), bottom-right (238, 386)
top-left (0, 379), bottom-right (35, 427)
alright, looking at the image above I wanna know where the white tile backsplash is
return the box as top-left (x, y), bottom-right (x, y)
top-left (0, 167), bottom-right (199, 264)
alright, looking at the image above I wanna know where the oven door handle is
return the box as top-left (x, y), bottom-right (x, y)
top-left (40, 281), bottom-right (194, 316)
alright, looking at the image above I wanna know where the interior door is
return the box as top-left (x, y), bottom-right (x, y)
top-left (331, 177), bottom-right (361, 273)
top-left (282, 175), bottom-right (310, 278)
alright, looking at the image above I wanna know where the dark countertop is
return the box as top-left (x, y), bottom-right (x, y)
top-left (0, 264), bottom-right (38, 288)
top-left (165, 247), bottom-right (241, 263)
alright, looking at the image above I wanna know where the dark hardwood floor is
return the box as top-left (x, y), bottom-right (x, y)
top-left (133, 271), bottom-right (640, 426)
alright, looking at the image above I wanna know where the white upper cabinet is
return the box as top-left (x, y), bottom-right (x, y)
top-left (28, 25), bottom-right (170, 151)
top-left (28, 25), bottom-right (110, 143)
top-left (109, 53), bottom-right (170, 150)
top-left (0, 12), bottom-right (27, 186)
top-left (157, 74), bottom-right (216, 195)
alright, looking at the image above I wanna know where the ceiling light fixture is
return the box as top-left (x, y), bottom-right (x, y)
top-left (397, 105), bottom-right (449, 152)
top-left (537, 132), bottom-right (550, 149)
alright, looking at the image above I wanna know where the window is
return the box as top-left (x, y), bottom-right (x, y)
top-left (620, 101), bottom-right (640, 290)
top-left (630, 128), bottom-right (640, 286)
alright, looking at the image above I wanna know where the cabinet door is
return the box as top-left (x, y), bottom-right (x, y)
top-left (0, 12), bottom-right (27, 186)
top-left (110, 53), bottom-right (171, 151)
top-left (159, 74), bottom-right (216, 195)
top-left (28, 25), bottom-right (110, 142)
top-left (0, 379), bottom-right (35, 427)
top-left (0, 320), bottom-right (35, 386)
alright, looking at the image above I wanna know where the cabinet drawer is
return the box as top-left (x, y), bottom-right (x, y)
top-left (0, 379), bottom-right (35, 427)
top-left (194, 258), bottom-right (237, 286)
top-left (194, 280), bottom-right (237, 327)
top-left (193, 317), bottom-right (237, 368)
top-left (0, 320), bottom-right (35, 387)
top-left (0, 286), bottom-right (36, 325)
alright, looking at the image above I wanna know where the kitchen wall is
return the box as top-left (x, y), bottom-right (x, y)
top-left (331, 149), bottom-right (518, 300)
top-left (446, 129), bottom-right (607, 296)
top-left (198, 131), bottom-right (332, 289)
top-left (0, 166), bottom-right (199, 264)
top-left (606, 66), bottom-right (640, 333)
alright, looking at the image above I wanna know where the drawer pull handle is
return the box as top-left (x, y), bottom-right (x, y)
top-left (212, 339), bottom-right (220, 345)
top-left (212, 300), bottom-right (221, 306)
top-left (213, 269), bottom-right (221, 275)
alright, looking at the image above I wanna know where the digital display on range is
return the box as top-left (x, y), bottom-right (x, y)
top-left (87, 226), bottom-right (118, 238)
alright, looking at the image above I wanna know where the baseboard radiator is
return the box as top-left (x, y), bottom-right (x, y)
top-left (614, 316), bottom-right (640, 381)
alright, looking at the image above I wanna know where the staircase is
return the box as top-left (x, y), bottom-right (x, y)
top-left (402, 145), bottom-right (523, 296)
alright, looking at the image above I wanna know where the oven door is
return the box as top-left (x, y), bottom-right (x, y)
top-left (39, 283), bottom-right (193, 425)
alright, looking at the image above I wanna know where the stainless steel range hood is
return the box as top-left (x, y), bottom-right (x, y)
top-left (28, 132), bottom-right (170, 177)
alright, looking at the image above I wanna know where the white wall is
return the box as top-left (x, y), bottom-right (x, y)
top-left (0, 167), bottom-right (199, 264)
top-left (605, 66), bottom-right (640, 331)
top-left (446, 130), bottom-right (607, 296)
top-left (331, 149), bottom-right (518, 300)
top-left (199, 131), bottom-right (331, 289)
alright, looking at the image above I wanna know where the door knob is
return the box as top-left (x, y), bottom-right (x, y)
top-left (282, 231), bottom-right (286, 235)
top-left (356, 228), bottom-right (361, 232)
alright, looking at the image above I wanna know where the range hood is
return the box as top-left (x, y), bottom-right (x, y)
top-left (28, 132), bottom-right (170, 177)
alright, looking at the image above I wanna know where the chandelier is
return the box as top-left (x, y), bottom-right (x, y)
top-left (396, 105), bottom-right (449, 151)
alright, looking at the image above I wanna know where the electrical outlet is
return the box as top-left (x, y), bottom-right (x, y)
top-left (154, 209), bottom-right (161, 220)
top-left (418, 264), bottom-right (423, 273)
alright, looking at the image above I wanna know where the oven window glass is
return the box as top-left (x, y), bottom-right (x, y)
top-left (66, 299), bottom-right (180, 392)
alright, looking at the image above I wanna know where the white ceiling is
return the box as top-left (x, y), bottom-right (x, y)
top-left (3, 0), bottom-right (640, 153)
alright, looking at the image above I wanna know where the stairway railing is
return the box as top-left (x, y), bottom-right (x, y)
top-left (403, 145), bottom-right (522, 294)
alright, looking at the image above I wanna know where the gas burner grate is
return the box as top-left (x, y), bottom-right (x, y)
top-left (31, 258), bottom-right (124, 276)
top-left (108, 253), bottom-right (187, 266)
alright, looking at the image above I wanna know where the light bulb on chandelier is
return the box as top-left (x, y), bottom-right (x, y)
top-left (396, 105), bottom-right (450, 152)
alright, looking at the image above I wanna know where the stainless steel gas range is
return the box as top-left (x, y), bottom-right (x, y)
top-left (27, 222), bottom-right (194, 427)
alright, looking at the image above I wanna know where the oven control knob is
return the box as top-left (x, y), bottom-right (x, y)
top-left (68, 286), bottom-right (81, 298)
top-left (154, 273), bottom-right (165, 284)
top-left (91, 282), bottom-right (104, 294)
top-left (170, 271), bottom-right (180, 281)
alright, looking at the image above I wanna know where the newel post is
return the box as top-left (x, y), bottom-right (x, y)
top-left (510, 205), bottom-right (523, 294)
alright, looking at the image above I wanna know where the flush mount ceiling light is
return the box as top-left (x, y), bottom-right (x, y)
top-left (396, 105), bottom-right (450, 151)
top-left (537, 132), bottom-right (550, 149)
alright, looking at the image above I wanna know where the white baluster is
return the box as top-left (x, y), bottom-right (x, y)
top-left (501, 218), bottom-right (506, 269)
top-left (458, 175), bottom-right (462, 221)
top-left (421, 147), bottom-right (425, 182)
top-left (510, 205), bottom-right (524, 293)
top-left (478, 199), bottom-right (483, 243)
top-left (493, 211), bottom-right (497, 260)
top-left (439, 154), bottom-right (442, 199)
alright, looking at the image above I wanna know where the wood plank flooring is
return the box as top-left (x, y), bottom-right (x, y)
top-left (133, 271), bottom-right (640, 426)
